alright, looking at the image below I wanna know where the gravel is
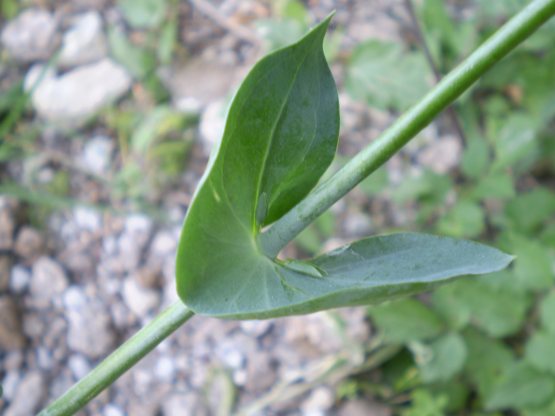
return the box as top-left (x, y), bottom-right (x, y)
top-left (0, 297), bottom-right (26, 350)
top-left (0, 2), bottom-right (421, 414)
top-left (30, 257), bottom-right (69, 308)
top-left (4, 371), bottom-right (45, 416)
top-left (59, 11), bottom-right (107, 67)
top-left (25, 58), bottom-right (132, 127)
top-left (80, 135), bottom-right (114, 175)
top-left (1, 8), bottom-right (59, 62)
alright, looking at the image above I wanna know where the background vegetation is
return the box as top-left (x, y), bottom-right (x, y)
top-left (1, 0), bottom-right (555, 414)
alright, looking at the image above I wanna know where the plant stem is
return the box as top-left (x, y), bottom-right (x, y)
top-left (38, 302), bottom-right (194, 416)
top-left (38, 1), bottom-right (555, 414)
top-left (259, 0), bottom-right (555, 257)
top-left (403, 0), bottom-right (467, 146)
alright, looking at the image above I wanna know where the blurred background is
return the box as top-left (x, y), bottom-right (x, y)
top-left (1, 0), bottom-right (555, 415)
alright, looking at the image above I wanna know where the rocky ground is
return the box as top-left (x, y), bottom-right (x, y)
top-left (0, 1), bottom-right (461, 415)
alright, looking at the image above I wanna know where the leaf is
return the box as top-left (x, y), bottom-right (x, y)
top-left (401, 389), bottom-right (448, 416)
top-left (436, 200), bottom-right (485, 239)
top-left (463, 328), bottom-right (515, 401)
top-left (118, 0), bottom-right (168, 29)
top-left (486, 362), bottom-right (555, 411)
top-left (413, 333), bottom-right (467, 383)
top-left (431, 279), bottom-right (529, 338)
top-left (540, 291), bottom-right (555, 334)
top-left (369, 299), bottom-right (444, 343)
top-left (175, 19), bottom-right (513, 319)
top-left (525, 331), bottom-right (555, 375)
top-left (108, 27), bottom-right (156, 79)
top-left (461, 137), bottom-right (490, 181)
top-left (346, 40), bottom-right (430, 111)
top-left (469, 173), bottom-right (515, 200)
top-left (491, 114), bottom-right (540, 173)
top-left (511, 234), bottom-right (554, 291)
top-left (504, 187), bottom-right (555, 233)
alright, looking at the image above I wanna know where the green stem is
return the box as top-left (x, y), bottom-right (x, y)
top-left (259, 0), bottom-right (555, 257)
top-left (39, 302), bottom-right (194, 416)
top-left (38, 1), bottom-right (555, 414)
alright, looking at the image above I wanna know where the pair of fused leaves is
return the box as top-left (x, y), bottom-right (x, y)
top-left (175, 17), bottom-right (512, 319)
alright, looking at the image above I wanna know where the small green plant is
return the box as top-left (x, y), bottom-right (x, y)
top-left (39, 1), bottom-right (555, 414)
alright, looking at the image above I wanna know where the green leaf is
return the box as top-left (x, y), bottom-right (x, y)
top-left (525, 331), bottom-right (555, 375)
top-left (524, 398), bottom-right (555, 416)
top-left (175, 19), bottom-right (513, 319)
top-left (461, 137), bottom-right (490, 180)
top-left (436, 200), bottom-right (485, 239)
top-left (469, 173), bottom-right (515, 200)
top-left (108, 27), bottom-right (156, 79)
top-left (511, 234), bottom-right (554, 291)
top-left (118, 0), bottom-right (168, 29)
top-left (346, 40), bottom-right (430, 111)
top-left (491, 114), bottom-right (539, 173)
top-left (432, 279), bottom-right (528, 338)
top-left (413, 333), bottom-right (467, 383)
top-left (369, 299), bottom-right (443, 343)
top-left (504, 187), bottom-right (555, 233)
top-left (486, 362), bottom-right (555, 411)
top-left (401, 389), bottom-right (448, 416)
top-left (540, 291), bottom-right (555, 334)
top-left (463, 328), bottom-right (515, 402)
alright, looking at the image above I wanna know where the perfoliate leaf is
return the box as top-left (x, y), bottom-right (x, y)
top-left (175, 19), bottom-right (513, 319)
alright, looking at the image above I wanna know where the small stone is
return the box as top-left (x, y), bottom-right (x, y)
top-left (123, 277), bottom-right (160, 318)
top-left (0, 255), bottom-right (10, 291)
top-left (59, 11), bottom-right (107, 67)
top-left (0, 204), bottom-right (15, 250)
top-left (1, 9), bottom-right (59, 62)
top-left (162, 393), bottom-right (207, 416)
top-left (4, 371), bottom-right (45, 416)
top-left (30, 257), bottom-right (68, 308)
top-left (134, 266), bottom-right (161, 289)
top-left (216, 340), bottom-right (246, 370)
top-left (73, 206), bottom-right (102, 231)
top-left (80, 135), bottom-right (113, 175)
top-left (1, 370), bottom-right (21, 402)
top-left (417, 135), bottom-right (462, 174)
top-left (14, 226), bottom-right (45, 261)
top-left (68, 354), bottom-right (91, 380)
top-left (155, 356), bottom-right (176, 382)
top-left (245, 351), bottom-right (276, 393)
top-left (124, 214), bottom-right (153, 238)
top-left (66, 289), bottom-right (115, 358)
top-left (26, 58), bottom-right (131, 128)
top-left (199, 99), bottom-right (227, 152)
top-left (9, 265), bottom-right (31, 293)
top-left (103, 404), bottom-right (125, 416)
top-left (343, 210), bottom-right (372, 237)
top-left (300, 386), bottom-right (335, 416)
top-left (3, 350), bottom-right (24, 370)
top-left (162, 58), bottom-right (236, 112)
top-left (150, 230), bottom-right (177, 257)
top-left (63, 285), bottom-right (87, 310)
top-left (37, 346), bottom-right (53, 370)
top-left (240, 320), bottom-right (273, 338)
top-left (338, 399), bottom-right (391, 416)
top-left (0, 297), bottom-right (26, 350)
